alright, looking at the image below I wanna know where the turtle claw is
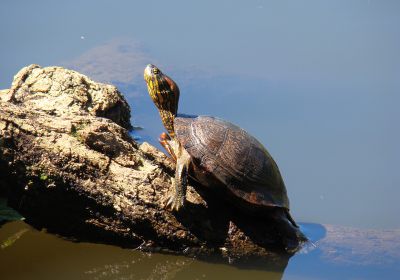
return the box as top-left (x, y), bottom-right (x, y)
top-left (163, 195), bottom-right (184, 212)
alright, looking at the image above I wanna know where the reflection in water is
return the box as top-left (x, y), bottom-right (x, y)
top-left (0, 221), bottom-right (285, 280)
top-left (62, 38), bottom-right (151, 86)
top-left (0, 197), bottom-right (23, 223)
top-left (0, 228), bottom-right (29, 250)
top-left (82, 255), bottom-right (286, 280)
top-left (83, 254), bottom-right (193, 280)
top-left (1, 219), bottom-right (399, 280)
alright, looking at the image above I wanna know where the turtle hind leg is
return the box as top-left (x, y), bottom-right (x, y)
top-left (271, 208), bottom-right (308, 253)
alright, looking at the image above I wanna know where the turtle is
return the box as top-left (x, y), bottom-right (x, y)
top-left (143, 64), bottom-right (307, 250)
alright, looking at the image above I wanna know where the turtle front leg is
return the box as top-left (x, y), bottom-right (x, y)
top-left (164, 151), bottom-right (191, 212)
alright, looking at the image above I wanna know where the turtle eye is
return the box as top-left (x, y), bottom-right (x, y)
top-left (152, 68), bottom-right (160, 75)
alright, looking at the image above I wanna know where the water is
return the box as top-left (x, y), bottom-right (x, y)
top-left (1, 0), bottom-right (399, 279)
top-left (1, 218), bottom-right (399, 280)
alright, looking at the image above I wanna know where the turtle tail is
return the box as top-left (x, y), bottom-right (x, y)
top-left (286, 210), bottom-right (299, 228)
top-left (273, 208), bottom-right (308, 253)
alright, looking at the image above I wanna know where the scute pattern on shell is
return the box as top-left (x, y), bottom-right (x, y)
top-left (174, 115), bottom-right (290, 209)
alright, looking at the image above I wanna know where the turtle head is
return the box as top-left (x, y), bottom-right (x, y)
top-left (144, 64), bottom-right (180, 137)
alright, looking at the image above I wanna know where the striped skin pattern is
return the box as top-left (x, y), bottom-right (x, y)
top-left (144, 64), bottom-right (180, 137)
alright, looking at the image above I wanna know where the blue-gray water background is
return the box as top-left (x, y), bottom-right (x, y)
top-left (1, 1), bottom-right (399, 279)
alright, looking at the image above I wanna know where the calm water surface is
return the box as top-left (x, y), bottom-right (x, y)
top-left (1, 1), bottom-right (399, 279)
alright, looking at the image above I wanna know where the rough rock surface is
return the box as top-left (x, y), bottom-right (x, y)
top-left (0, 65), bottom-right (290, 267)
top-left (2, 64), bottom-right (131, 130)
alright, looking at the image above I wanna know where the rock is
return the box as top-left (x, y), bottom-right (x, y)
top-left (0, 65), bottom-right (291, 266)
top-left (3, 64), bottom-right (132, 130)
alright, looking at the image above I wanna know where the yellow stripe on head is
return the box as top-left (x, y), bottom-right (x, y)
top-left (144, 64), bottom-right (180, 137)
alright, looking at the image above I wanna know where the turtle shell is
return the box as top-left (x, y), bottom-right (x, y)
top-left (174, 115), bottom-right (290, 209)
